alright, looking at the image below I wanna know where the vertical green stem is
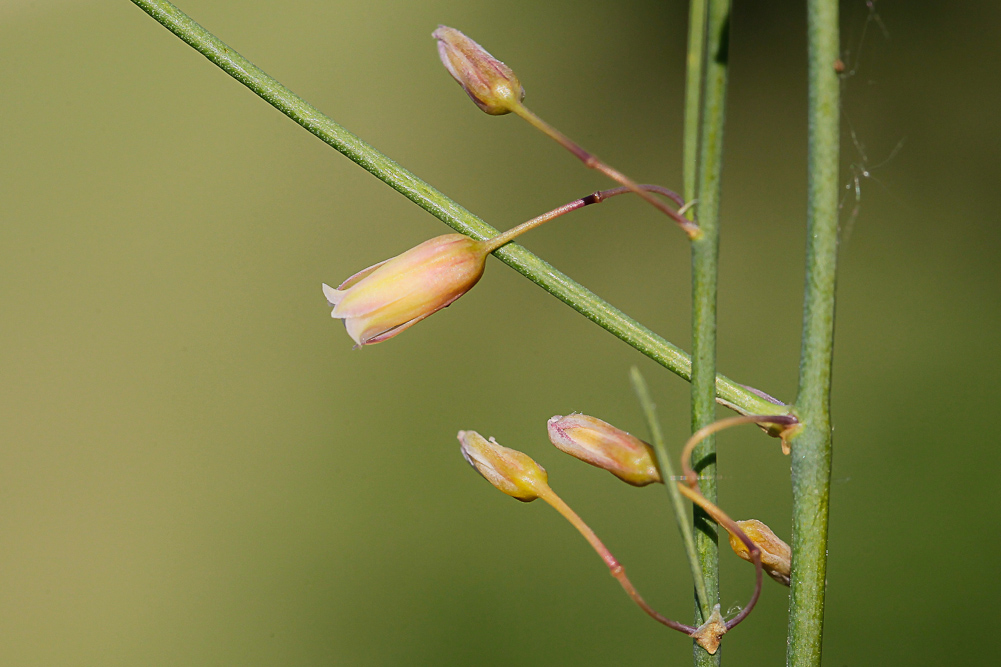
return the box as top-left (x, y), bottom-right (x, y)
top-left (787, 1), bottom-right (839, 665)
top-left (690, 1), bottom-right (730, 664)
top-left (682, 0), bottom-right (707, 206)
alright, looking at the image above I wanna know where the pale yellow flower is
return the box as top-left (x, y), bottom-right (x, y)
top-left (457, 430), bottom-right (549, 502)
top-left (323, 234), bottom-right (488, 346)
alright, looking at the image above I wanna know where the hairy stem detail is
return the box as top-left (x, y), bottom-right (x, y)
top-left (787, 0), bottom-right (840, 665)
top-left (689, 1), bottom-right (731, 664)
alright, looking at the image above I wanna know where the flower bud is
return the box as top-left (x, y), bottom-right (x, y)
top-left (433, 25), bottom-right (525, 115)
top-left (727, 519), bottom-right (792, 586)
top-left (458, 430), bottom-right (549, 502)
top-left (323, 234), bottom-right (488, 347)
top-left (547, 414), bottom-right (661, 487)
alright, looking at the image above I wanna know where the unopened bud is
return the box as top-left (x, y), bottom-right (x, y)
top-left (547, 414), bottom-right (661, 487)
top-left (727, 519), bottom-right (792, 586)
top-left (433, 25), bottom-right (525, 115)
top-left (458, 430), bottom-right (549, 502)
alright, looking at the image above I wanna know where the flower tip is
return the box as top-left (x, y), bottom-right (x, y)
top-left (547, 413), bottom-right (661, 487)
top-left (457, 430), bottom-right (548, 502)
top-left (322, 283), bottom-right (342, 308)
top-left (432, 25), bottom-right (524, 115)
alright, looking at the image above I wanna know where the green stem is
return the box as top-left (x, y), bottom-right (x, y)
top-left (682, 0), bottom-right (707, 207)
top-left (690, 1), bottom-right (730, 664)
top-left (126, 0), bottom-right (783, 417)
top-left (787, 1), bottom-right (839, 665)
top-left (629, 367), bottom-right (710, 622)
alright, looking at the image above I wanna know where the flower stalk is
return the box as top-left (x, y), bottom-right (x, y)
top-left (481, 184), bottom-right (685, 253)
top-left (507, 103), bottom-right (701, 238)
top-left (457, 431), bottom-right (701, 639)
top-left (432, 25), bottom-right (700, 238)
top-left (535, 486), bottom-right (698, 637)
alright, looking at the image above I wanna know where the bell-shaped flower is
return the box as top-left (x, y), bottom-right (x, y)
top-left (323, 234), bottom-right (489, 347)
top-left (433, 25), bottom-right (525, 115)
top-left (547, 414), bottom-right (661, 486)
top-left (726, 519), bottom-right (792, 586)
top-left (458, 430), bottom-right (549, 502)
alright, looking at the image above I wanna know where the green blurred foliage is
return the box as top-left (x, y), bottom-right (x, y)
top-left (1, 0), bottom-right (999, 664)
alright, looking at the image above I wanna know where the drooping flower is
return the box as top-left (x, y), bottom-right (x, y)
top-left (457, 430), bottom-right (549, 502)
top-left (323, 234), bottom-right (488, 347)
top-left (547, 414), bottom-right (661, 486)
top-left (432, 25), bottom-right (525, 115)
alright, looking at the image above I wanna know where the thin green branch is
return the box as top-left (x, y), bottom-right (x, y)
top-left (787, 1), bottom-right (840, 665)
top-left (682, 0), bottom-right (707, 206)
top-left (127, 0), bottom-right (783, 417)
top-left (690, 1), bottom-right (730, 664)
top-left (629, 367), bottom-right (710, 623)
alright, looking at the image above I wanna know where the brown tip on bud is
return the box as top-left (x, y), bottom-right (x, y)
top-left (458, 430), bottom-right (549, 502)
top-left (432, 25), bottom-right (525, 115)
top-left (727, 519), bottom-right (792, 586)
top-left (690, 604), bottom-right (727, 654)
top-left (547, 414), bottom-right (661, 487)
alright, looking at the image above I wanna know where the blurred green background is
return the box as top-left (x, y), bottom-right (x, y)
top-left (2, 0), bottom-right (998, 664)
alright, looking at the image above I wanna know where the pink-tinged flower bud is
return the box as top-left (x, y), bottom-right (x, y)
top-left (458, 430), bottom-right (549, 502)
top-left (323, 234), bottom-right (488, 347)
top-left (547, 414), bottom-right (661, 487)
top-left (433, 25), bottom-right (525, 115)
top-left (727, 519), bottom-right (792, 586)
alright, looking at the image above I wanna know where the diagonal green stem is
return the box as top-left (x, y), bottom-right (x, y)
top-left (126, 0), bottom-right (784, 418)
top-left (629, 367), bottom-right (710, 623)
top-left (690, 1), bottom-right (730, 664)
top-left (787, 1), bottom-right (840, 665)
